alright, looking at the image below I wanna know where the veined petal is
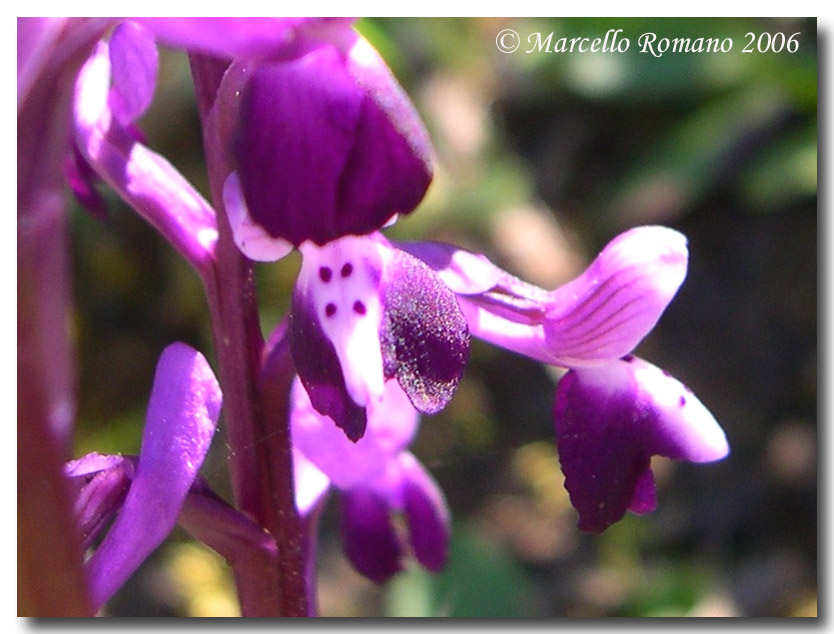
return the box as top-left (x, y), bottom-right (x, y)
top-left (554, 356), bottom-right (728, 534)
top-left (340, 489), bottom-right (403, 584)
top-left (543, 226), bottom-right (688, 365)
top-left (399, 452), bottom-right (450, 573)
top-left (85, 343), bottom-right (222, 609)
top-left (431, 227), bottom-right (688, 367)
top-left (108, 21), bottom-right (157, 125)
top-left (380, 248), bottom-right (469, 414)
top-left (232, 33), bottom-right (432, 247)
top-left (291, 377), bottom-right (418, 490)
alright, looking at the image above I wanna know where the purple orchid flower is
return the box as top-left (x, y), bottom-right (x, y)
top-left (400, 226), bottom-right (730, 533)
top-left (64, 343), bottom-right (222, 611)
top-left (291, 377), bottom-right (450, 583)
top-left (20, 16), bottom-right (733, 617)
top-left (217, 31), bottom-right (469, 442)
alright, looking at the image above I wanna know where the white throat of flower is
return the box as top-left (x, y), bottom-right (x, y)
top-left (298, 235), bottom-right (390, 408)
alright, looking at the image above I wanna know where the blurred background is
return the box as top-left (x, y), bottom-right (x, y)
top-left (69, 17), bottom-right (817, 617)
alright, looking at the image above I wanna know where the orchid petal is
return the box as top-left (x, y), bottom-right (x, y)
top-left (380, 248), bottom-right (469, 414)
top-left (291, 378), bottom-right (418, 489)
top-left (64, 452), bottom-right (131, 478)
top-left (232, 34), bottom-right (432, 247)
top-left (64, 454), bottom-right (135, 550)
top-left (290, 236), bottom-right (399, 442)
top-left (554, 356), bottom-right (728, 534)
top-left (292, 448), bottom-right (331, 518)
top-left (73, 41), bottom-right (218, 274)
top-left (450, 227), bottom-right (688, 366)
top-left (400, 452), bottom-right (450, 573)
top-left (86, 343), bottom-right (222, 609)
top-left (544, 226), bottom-right (689, 365)
top-left (108, 21), bottom-right (157, 125)
top-left (289, 282), bottom-right (367, 441)
top-left (395, 240), bottom-right (506, 295)
top-left (296, 236), bottom-right (388, 410)
top-left (65, 144), bottom-right (108, 219)
top-left (135, 17), bottom-right (353, 62)
top-left (223, 172), bottom-right (293, 262)
top-left (340, 489), bottom-right (403, 584)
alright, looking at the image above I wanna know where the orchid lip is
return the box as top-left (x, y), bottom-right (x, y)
top-left (297, 236), bottom-right (388, 408)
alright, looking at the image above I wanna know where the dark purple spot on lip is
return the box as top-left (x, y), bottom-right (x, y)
top-left (325, 303), bottom-right (337, 317)
top-left (319, 266), bottom-right (332, 283)
top-left (679, 395), bottom-right (686, 407)
top-left (341, 262), bottom-right (353, 278)
top-left (353, 300), bottom-right (366, 315)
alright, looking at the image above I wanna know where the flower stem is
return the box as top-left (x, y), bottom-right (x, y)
top-left (189, 54), bottom-right (308, 617)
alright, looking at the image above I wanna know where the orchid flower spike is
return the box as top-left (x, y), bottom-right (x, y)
top-left (216, 30), bottom-right (468, 441)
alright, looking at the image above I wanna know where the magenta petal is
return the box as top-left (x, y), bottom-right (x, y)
top-left (65, 452), bottom-right (130, 478)
top-left (65, 454), bottom-right (135, 549)
top-left (291, 378), bottom-right (418, 490)
top-left (554, 357), bottom-right (728, 534)
top-left (135, 17), bottom-right (352, 62)
top-left (73, 42), bottom-right (218, 274)
top-left (544, 226), bottom-right (688, 365)
top-left (108, 21), bottom-right (158, 124)
top-left (400, 453), bottom-right (450, 573)
top-left (627, 468), bottom-right (658, 515)
top-left (340, 489), bottom-right (403, 584)
top-left (179, 477), bottom-right (279, 565)
top-left (289, 279), bottom-right (367, 442)
top-left (446, 227), bottom-right (688, 366)
top-left (65, 144), bottom-right (108, 219)
top-left (380, 248), bottom-right (469, 414)
top-left (292, 448), bottom-right (331, 518)
top-left (85, 343), bottom-right (222, 609)
top-left (395, 240), bottom-right (504, 295)
top-left (233, 35), bottom-right (432, 246)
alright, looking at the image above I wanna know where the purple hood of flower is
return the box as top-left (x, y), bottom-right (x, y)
top-left (217, 29), bottom-right (433, 254)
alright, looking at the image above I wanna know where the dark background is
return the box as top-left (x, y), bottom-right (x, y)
top-left (69, 17), bottom-right (817, 616)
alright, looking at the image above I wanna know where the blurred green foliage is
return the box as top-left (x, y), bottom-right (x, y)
top-left (71, 17), bottom-right (816, 617)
